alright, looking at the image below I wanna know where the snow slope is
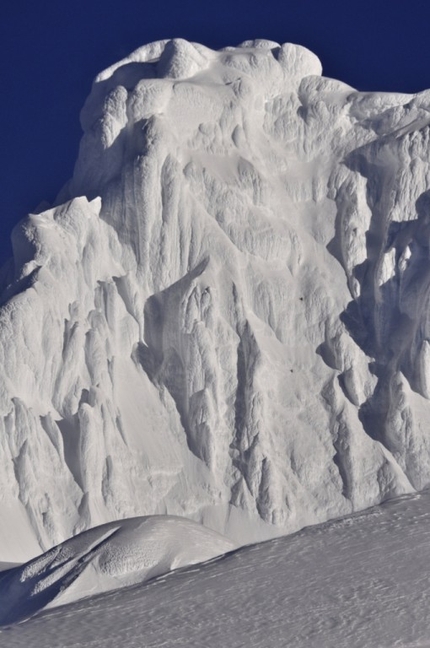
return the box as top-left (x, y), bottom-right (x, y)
top-left (4, 490), bottom-right (430, 647)
top-left (2, 38), bottom-right (430, 559)
top-left (0, 515), bottom-right (235, 625)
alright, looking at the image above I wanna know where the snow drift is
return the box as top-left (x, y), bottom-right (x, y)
top-left (1, 38), bottom-right (430, 560)
top-left (0, 515), bottom-right (235, 625)
top-left (5, 492), bottom-right (430, 647)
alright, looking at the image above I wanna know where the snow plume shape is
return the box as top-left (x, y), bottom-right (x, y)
top-left (1, 38), bottom-right (430, 561)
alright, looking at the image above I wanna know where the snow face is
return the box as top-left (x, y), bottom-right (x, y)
top-left (1, 39), bottom-right (430, 560)
top-left (0, 515), bottom-right (235, 625)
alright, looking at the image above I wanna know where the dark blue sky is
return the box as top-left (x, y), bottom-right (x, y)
top-left (1, 0), bottom-right (430, 263)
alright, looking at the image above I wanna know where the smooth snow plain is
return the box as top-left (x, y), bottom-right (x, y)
top-left (3, 490), bottom-right (430, 648)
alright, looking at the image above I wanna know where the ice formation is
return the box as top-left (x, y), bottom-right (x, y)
top-left (1, 38), bottom-right (430, 560)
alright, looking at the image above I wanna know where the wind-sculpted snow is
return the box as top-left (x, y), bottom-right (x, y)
top-left (5, 491), bottom-right (430, 647)
top-left (1, 38), bottom-right (430, 560)
top-left (0, 515), bottom-right (235, 625)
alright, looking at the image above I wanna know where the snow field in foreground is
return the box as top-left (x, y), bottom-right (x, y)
top-left (3, 490), bottom-right (430, 647)
top-left (0, 515), bottom-right (235, 626)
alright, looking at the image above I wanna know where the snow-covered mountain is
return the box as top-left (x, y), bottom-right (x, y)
top-left (2, 37), bottom-right (430, 561)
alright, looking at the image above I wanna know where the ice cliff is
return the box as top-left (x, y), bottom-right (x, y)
top-left (2, 38), bottom-right (430, 560)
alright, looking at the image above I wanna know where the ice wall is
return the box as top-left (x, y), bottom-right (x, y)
top-left (2, 38), bottom-right (430, 559)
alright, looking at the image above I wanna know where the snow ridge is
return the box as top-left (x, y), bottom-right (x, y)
top-left (1, 38), bottom-right (430, 560)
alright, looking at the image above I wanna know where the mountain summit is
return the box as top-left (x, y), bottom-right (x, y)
top-left (1, 38), bottom-right (430, 561)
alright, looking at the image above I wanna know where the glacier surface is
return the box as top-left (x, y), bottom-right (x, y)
top-left (2, 37), bottom-right (430, 560)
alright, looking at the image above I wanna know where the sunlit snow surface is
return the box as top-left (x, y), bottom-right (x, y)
top-left (5, 38), bottom-right (430, 558)
top-left (4, 491), bottom-right (430, 647)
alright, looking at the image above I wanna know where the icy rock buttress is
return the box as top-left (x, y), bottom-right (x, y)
top-left (2, 38), bottom-right (430, 559)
